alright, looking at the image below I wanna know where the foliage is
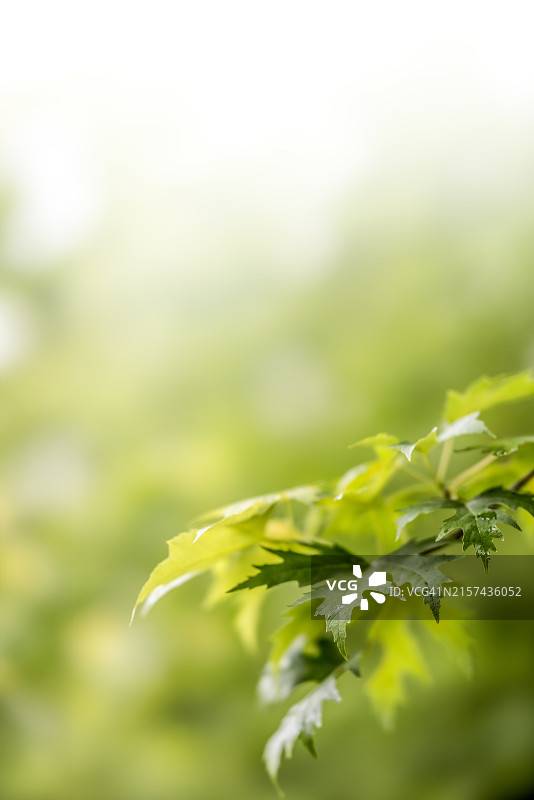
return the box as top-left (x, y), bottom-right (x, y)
top-left (136, 372), bottom-right (534, 786)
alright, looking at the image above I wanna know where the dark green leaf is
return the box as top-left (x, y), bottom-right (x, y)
top-left (310, 563), bottom-right (389, 658)
top-left (325, 619), bottom-right (348, 660)
top-left (395, 497), bottom-right (460, 540)
top-left (435, 487), bottom-right (533, 570)
top-left (473, 487), bottom-right (534, 517)
top-left (375, 552), bottom-right (460, 622)
top-left (455, 435), bottom-right (534, 457)
top-left (228, 543), bottom-right (353, 593)
top-left (438, 507), bottom-right (503, 571)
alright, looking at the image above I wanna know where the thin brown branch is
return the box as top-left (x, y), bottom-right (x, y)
top-left (510, 466), bottom-right (534, 492)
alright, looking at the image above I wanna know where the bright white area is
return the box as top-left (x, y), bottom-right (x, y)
top-left (1, 1), bottom-right (534, 266)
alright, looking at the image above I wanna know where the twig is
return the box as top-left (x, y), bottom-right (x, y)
top-left (510, 466), bottom-right (534, 492)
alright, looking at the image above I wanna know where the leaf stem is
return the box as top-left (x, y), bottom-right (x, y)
top-left (448, 454), bottom-right (496, 493)
top-left (424, 447), bottom-right (451, 498)
top-left (436, 439), bottom-right (453, 486)
top-left (399, 463), bottom-right (435, 486)
top-left (422, 453), bottom-right (438, 482)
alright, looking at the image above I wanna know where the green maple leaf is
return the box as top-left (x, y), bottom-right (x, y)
top-left (324, 618), bottom-right (348, 660)
top-left (229, 544), bottom-right (364, 660)
top-left (353, 428), bottom-right (439, 463)
top-left (395, 497), bottom-right (460, 540)
top-left (263, 674), bottom-right (341, 786)
top-left (456, 435), bottom-right (534, 457)
top-left (396, 487), bottom-right (533, 570)
top-left (338, 434), bottom-right (404, 502)
top-left (436, 487), bottom-right (533, 570)
top-left (473, 487), bottom-right (534, 516)
top-left (228, 548), bottom-right (314, 592)
top-left (365, 411), bottom-right (495, 483)
top-left (259, 603), bottom-right (359, 705)
top-left (192, 484), bottom-right (323, 540)
top-left (132, 523), bottom-right (267, 620)
top-left (228, 543), bottom-right (353, 593)
top-left (258, 634), bottom-right (345, 704)
top-left (363, 620), bottom-right (430, 729)
top-left (375, 551), bottom-right (460, 622)
top-left (436, 411), bottom-right (495, 442)
top-left (135, 370), bottom-right (533, 783)
top-left (444, 371), bottom-right (534, 421)
top-left (390, 427), bottom-right (439, 462)
top-left (437, 507), bottom-right (503, 571)
top-left (306, 562), bottom-right (388, 658)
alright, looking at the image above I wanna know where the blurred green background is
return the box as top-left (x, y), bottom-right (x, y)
top-left (2, 3), bottom-right (534, 799)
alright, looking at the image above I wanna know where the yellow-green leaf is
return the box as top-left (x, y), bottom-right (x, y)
top-left (363, 620), bottom-right (430, 729)
top-left (133, 524), bottom-right (266, 620)
top-left (390, 427), bottom-right (439, 462)
top-left (444, 371), bottom-right (534, 422)
top-left (193, 485), bottom-right (321, 540)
